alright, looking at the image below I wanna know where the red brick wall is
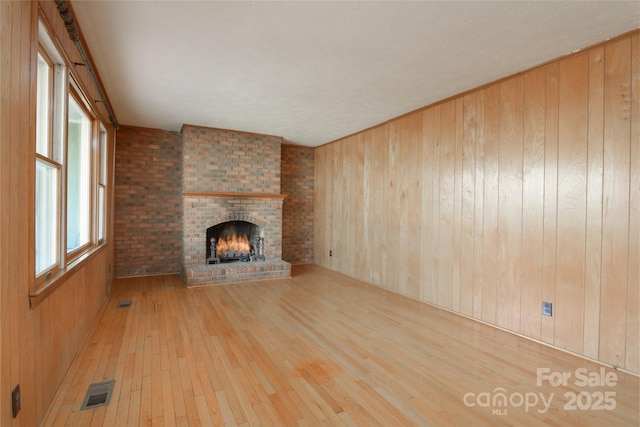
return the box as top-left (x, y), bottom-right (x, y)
top-left (114, 126), bottom-right (182, 277)
top-left (281, 144), bottom-right (314, 264)
top-left (181, 125), bottom-right (281, 193)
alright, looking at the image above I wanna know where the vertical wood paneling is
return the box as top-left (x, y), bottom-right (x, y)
top-left (313, 144), bottom-right (326, 267)
top-left (37, 219), bottom-right (110, 424)
top-left (312, 31), bottom-right (639, 374)
top-left (460, 94), bottom-right (476, 316)
top-left (584, 48), bottom-right (605, 359)
top-left (9, 4), bottom-right (25, 425)
top-left (25, 5), bottom-right (39, 420)
top-left (10, 3), bottom-right (38, 426)
top-left (452, 99), bottom-right (463, 312)
top-left (438, 100), bottom-right (455, 309)
top-left (361, 130), bottom-right (374, 283)
top-left (430, 107), bottom-right (441, 305)
top-left (330, 141), bottom-right (341, 271)
top-left (397, 112), bottom-right (423, 298)
top-left (556, 54), bottom-right (588, 353)
top-left (496, 77), bottom-right (523, 332)
top-left (481, 85), bottom-right (500, 325)
top-left (373, 126), bottom-right (389, 287)
top-left (472, 91), bottom-right (485, 319)
top-left (350, 134), bottom-right (365, 281)
top-left (600, 38), bottom-right (631, 367)
top-left (339, 137), bottom-right (350, 275)
top-left (421, 109), bottom-right (434, 302)
top-left (387, 123), bottom-right (400, 292)
top-left (324, 144), bottom-right (332, 269)
top-left (626, 34), bottom-right (639, 373)
top-left (344, 137), bottom-right (353, 276)
top-left (320, 142), bottom-right (331, 269)
top-left (0, 3), bottom-right (13, 424)
top-left (520, 68), bottom-right (546, 340)
top-left (541, 63), bottom-right (559, 345)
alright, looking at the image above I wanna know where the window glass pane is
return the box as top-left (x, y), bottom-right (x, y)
top-left (36, 159), bottom-right (58, 274)
top-left (51, 64), bottom-right (65, 165)
top-left (98, 186), bottom-right (105, 241)
top-left (36, 53), bottom-right (51, 157)
top-left (67, 96), bottom-right (91, 252)
top-left (98, 129), bottom-right (107, 242)
top-left (100, 129), bottom-right (107, 184)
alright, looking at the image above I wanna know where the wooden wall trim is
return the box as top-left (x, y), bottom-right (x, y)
top-left (183, 191), bottom-right (287, 199)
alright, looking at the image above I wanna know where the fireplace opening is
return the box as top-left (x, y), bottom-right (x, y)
top-left (206, 221), bottom-right (265, 264)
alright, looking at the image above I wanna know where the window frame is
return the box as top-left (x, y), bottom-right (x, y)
top-left (35, 157), bottom-right (62, 284)
top-left (97, 125), bottom-right (108, 243)
top-left (65, 85), bottom-right (97, 261)
top-left (35, 23), bottom-right (66, 285)
top-left (33, 15), bottom-right (110, 297)
top-left (36, 46), bottom-right (54, 157)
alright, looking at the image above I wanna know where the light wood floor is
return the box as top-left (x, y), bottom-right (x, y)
top-left (42, 265), bottom-right (638, 426)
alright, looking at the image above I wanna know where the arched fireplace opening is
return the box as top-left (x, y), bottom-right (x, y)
top-left (206, 221), bottom-right (265, 264)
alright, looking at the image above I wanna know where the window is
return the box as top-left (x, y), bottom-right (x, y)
top-left (36, 51), bottom-right (52, 155)
top-left (66, 93), bottom-right (92, 254)
top-left (35, 24), bottom-right (65, 279)
top-left (98, 126), bottom-right (107, 242)
top-left (35, 19), bottom-right (109, 286)
top-left (35, 158), bottom-right (59, 275)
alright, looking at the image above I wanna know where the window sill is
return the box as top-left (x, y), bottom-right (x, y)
top-left (29, 243), bottom-right (108, 308)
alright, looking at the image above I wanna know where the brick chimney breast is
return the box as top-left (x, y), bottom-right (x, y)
top-left (180, 125), bottom-right (290, 285)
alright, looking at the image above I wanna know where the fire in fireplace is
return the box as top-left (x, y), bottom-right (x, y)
top-left (216, 233), bottom-right (251, 258)
top-left (206, 221), bottom-right (264, 264)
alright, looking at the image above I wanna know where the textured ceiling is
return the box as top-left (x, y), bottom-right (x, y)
top-left (71, 1), bottom-right (639, 147)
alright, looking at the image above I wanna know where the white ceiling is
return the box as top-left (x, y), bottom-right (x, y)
top-left (71, 1), bottom-right (639, 147)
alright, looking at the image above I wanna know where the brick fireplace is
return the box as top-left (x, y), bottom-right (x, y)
top-left (180, 125), bottom-right (291, 285)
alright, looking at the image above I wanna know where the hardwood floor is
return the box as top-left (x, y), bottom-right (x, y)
top-left (41, 265), bottom-right (638, 426)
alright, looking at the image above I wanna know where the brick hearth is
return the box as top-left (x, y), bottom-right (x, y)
top-left (185, 260), bottom-right (291, 286)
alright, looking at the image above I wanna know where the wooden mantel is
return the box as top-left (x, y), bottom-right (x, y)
top-left (183, 191), bottom-right (287, 200)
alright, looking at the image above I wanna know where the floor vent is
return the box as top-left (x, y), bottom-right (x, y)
top-left (117, 300), bottom-right (131, 309)
top-left (80, 380), bottom-right (115, 410)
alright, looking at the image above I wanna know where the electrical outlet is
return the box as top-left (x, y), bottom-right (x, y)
top-left (542, 301), bottom-right (552, 317)
top-left (11, 384), bottom-right (20, 418)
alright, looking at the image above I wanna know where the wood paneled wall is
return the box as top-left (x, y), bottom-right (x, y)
top-left (0, 2), bottom-right (115, 425)
top-left (314, 31), bottom-right (639, 374)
